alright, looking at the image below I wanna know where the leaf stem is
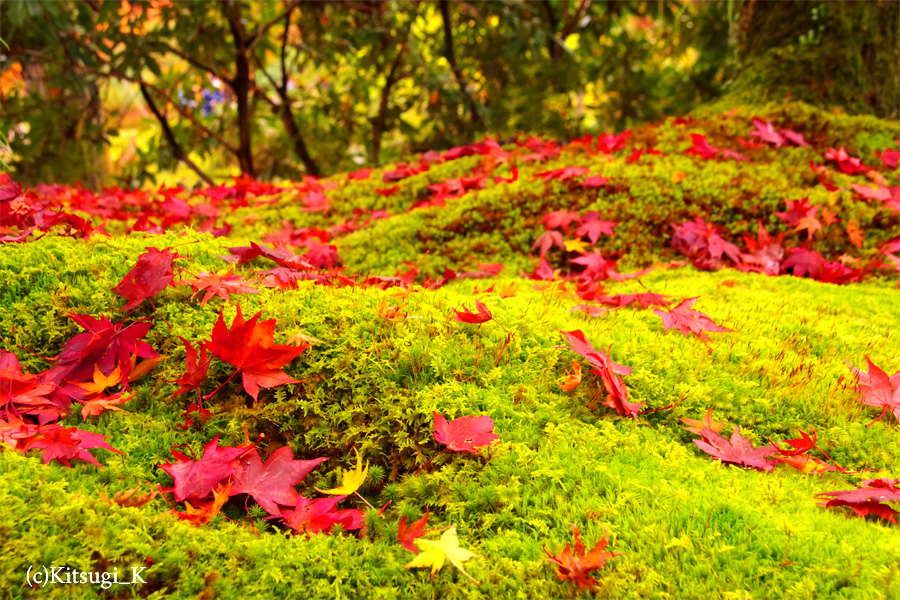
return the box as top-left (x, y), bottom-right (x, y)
top-left (412, 448), bottom-right (446, 476)
top-left (202, 369), bottom-right (239, 400)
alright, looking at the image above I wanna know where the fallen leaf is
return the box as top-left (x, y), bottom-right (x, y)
top-left (544, 524), bottom-right (624, 590)
top-left (205, 304), bottom-right (308, 402)
top-left (316, 447), bottom-right (368, 495)
top-left (693, 426), bottom-right (778, 471)
top-left (398, 510), bottom-right (434, 554)
top-left (113, 247), bottom-right (181, 311)
top-left (160, 434), bottom-right (252, 501)
top-left (452, 300), bottom-right (493, 324)
top-left (433, 411), bottom-right (499, 454)
top-left (556, 360), bottom-right (583, 392)
top-left (100, 482), bottom-right (158, 508)
top-left (654, 297), bottom-right (734, 343)
top-left (816, 478), bottom-right (900, 523)
top-left (405, 525), bottom-right (479, 583)
top-left (680, 407), bottom-right (725, 437)
top-left (231, 446), bottom-right (327, 515)
top-left (845, 356), bottom-right (900, 425)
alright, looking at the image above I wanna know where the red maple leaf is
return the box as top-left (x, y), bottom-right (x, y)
top-left (739, 221), bottom-right (784, 276)
top-left (544, 524), bottom-right (624, 590)
top-left (532, 230), bottom-right (565, 257)
top-left (596, 130), bottom-right (631, 153)
top-left (176, 269), bottom-right (259, 304)
top-left (557, 329), bottom-right (632, 376)
top-left (375, 185), bottom-right (400, 197)
top-left (782, 247), bottom-right (827, 280)
top-left (581, 174), bottom-right (610, 188)
top-left (850, 183), bottom-right (891, 202)
top-left (347, 168), bottom-right (372, 181)
top-left (576, 212), bottom-right (617, 244)
top-left (878, 148), bottom-right (899, 170)
top-left (749, 118), bottom-right (785, 147)
top-left (160, 434), bottom-right (253, 501)
top-left (205, 304), bottom-right (308, 401)
top-left (397, 510), bottom-right (434, 554)
top-left (0, 352), bottom-right (66, 424)
top-left (280, 495), bottom-right (364, 535)
top-left (775, 197), bottom-right (821, 228)
top-left (225, 241), bottom-right (314, 271)
top-left (781, 128), bottom-right (809, 147)
top-left (542, 210), bottom-right (581, 234)
top-left (693, 426), bottom-right (777, 471)
top-left (452, 300), bottom-right (493, 324)
top-left (534, 166), bottom-right (591, 182)
top-left (572, 249), bottom-right (614, 277)
top-left (169, 337), bottom-right (210, 400)
top-left (27, 426), bottom-right (122, 468)
top-left (591, 353), bottom-right (643, 419)
top-left (671, 217), bottom-right (741, 268)
top-left (597, 292), bottom-right (672, 309)
top-left (113, 247), bottom-right (181, 311)
top-left (825, 147), bottom-right (869, 175)
top-left (46, 314), bottom-right (158, 386)
top-left (684, 134), bottom-right (719, 159)
top-left (816, 479), bottom-right (900, 524)
top-left (433, 411), bottom-right (499, 454)
top-left (846, 356), bottom-right (900, 425)
top-left (230, 446), bottom-right (327, 516)
top-left (654, 298), bottom-right (734, 342)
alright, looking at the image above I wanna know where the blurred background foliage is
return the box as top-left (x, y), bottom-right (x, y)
top-left (1, 0), bottom-right (896, 188)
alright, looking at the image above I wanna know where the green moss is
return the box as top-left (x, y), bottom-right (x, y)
top-left (1, 101), bottom-right (898, 598)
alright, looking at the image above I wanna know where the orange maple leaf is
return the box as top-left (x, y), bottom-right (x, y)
top-left (556, 360), bottom-right (583, 392)
top-left (680, 406), bottom-right (726, 437)
top-left (544, 524), bottom-right (624, 590)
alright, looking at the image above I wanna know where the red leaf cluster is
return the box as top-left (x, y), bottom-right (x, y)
top-left (544, 524), bottom-right (624, 590)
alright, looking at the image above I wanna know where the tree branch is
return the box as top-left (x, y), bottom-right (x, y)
top-left (246, 0), bottom-right (302, 54)
top-left (139, 83), bottom-right (215, 186)
top-left (149, 40), bottom-right (230, 85)
top-left (370, 46), bottom-right (406, 166)
top-left (439, 0), bottom-right (484, 128)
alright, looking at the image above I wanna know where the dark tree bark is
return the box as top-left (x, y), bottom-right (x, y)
top-left (370, 48), bottom-right (406, 166)
top-left (222, 0), bottom-right (256, 177)
top-left (439, 0), bottom-right (484, 128)
top-left (737, 0), bottom-right (899, 119)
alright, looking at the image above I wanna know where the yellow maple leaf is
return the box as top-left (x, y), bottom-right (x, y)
top-left (405, 525), bottom-right (479, 584)
top-left (76, 364), bottom-right (122, 394)
top-left (315, 447), bottom-right (368, 495)
top-left (564, 238), bottom-right (589, 254)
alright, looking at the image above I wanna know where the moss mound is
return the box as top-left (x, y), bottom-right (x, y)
top-left (1, 101), bottom-right (898, 599)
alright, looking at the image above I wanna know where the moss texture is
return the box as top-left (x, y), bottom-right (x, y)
top-left (1, 100), bottom-right (898, 599)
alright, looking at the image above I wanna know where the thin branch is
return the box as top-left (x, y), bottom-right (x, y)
top-left (139, 83), bottom-right (215, 185)
top-left (245, 0), bottom-right (302, 54)
top-left (370, 46), bottom-right (406, 165)
top-left (149, 40), bottom-right (229, 84)
top-left (439, 0), bottom-right (484, 127)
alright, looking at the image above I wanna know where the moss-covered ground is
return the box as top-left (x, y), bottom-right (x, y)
top-left (1, 101), bottom-right (898, 599)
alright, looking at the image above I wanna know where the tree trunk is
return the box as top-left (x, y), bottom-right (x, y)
top-left (736, 0), bottom-right (899, 119)
top-left (223, 0), bottom-right (256, 177)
